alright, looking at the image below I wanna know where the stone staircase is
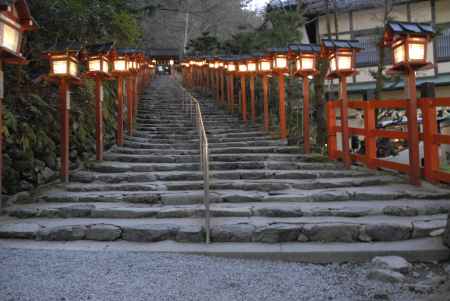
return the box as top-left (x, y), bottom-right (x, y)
top-left (1, 76), bottom-right (449, 261)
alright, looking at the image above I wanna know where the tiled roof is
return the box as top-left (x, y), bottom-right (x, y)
top-left (268, 0), bottom-right (413, 15)
top-left (322, 39), bottom-right (362, 49)
top-left (266, 47), bottom-right (289, 53)
top-left (45, 41), bottom-right (82, 54)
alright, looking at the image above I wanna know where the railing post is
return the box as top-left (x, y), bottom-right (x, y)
top-left (220, 69), bottom-right (225, 104)
top-left (365, 101), bottom-right (376, 169)
top-left (422, 97), bottom-right (439, 183)
top-left (326, 100), bottom-right (337, 161)
top-left (230, 74), bottom-right (235, 113)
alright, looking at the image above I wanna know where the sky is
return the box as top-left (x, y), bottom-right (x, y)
top-left (245, 0), bottom-right (271, 11)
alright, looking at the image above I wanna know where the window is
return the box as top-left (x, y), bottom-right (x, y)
top-left (355, 35), bottom-right (393, 67)
top-left (356, 36), bottom-right (379, 67)
top-left (436, 27), bottom-right (450, 62)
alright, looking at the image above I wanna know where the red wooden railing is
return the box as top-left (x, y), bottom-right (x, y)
top-left (327, 97), bottom-right (450, 184)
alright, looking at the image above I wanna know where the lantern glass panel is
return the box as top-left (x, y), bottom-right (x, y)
top-left (228, 64), bottom-right (236, 72)
top-left (337, 55), bottom-right (352, 70)
top-left (2, 22), bottom-right (19, 52)
top-left (238, 63), bottom-right (247, 72)
top-left (170, 59), bottom-right (174, 65)
top-left (209, 63), bottom-right (214, 68)
top-left (330, 57), bottom-right (337, 72)
top-left (408, 42), bottom-right (425, 61)
top-left (259, 60), bottom-right (271, 71)
top-left (393, 42), bottom-right (405, 64)
top-left (89, 59), bottom-right (101, 72)
top-left (114, 59), bottom-right (127, 72)
top-left (274, 55), bottom-right (287, 69)
top-left (301, 57), bottom-right (315, 70)
top-left (247, 62), bottom-right (257, 72)
top-left (102, 60), bottom-right (109, 73)
top-left (69, 60), bottom-right (78, 77)
top-left (52, 60), bottom-right (68, 75)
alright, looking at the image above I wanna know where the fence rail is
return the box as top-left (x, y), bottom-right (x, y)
top-left (177, 82), bottom-right (211, 244)
top-left (327, 97), bottom-right (450, 184)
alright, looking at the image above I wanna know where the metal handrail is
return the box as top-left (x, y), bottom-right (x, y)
top-left (176, 82), bottom-right (211, 244)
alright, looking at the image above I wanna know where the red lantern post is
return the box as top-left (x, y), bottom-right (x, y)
top-left (238, 57), bottom-right (249, 123)
top-left (289, 44), bottom-right (320, 154)
top-left (0, 0), bottom-right (36, 206)
top-left (45, 44), bottom-right (82, 183)
top-left (384, 21), bottom-right (435, 186)
top-left (110, 49), bottom-right (131, 146)
top-left (269, 48), bottom-right (290, 141)
top-left (322, 39), bottom-right (361, 169)
top-left (257, 55), bottom-right (272, 132)
top-left (83, 42), bottom-right (114, 161)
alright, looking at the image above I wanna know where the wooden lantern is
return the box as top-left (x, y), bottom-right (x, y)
top-left (384, 21), bottom-right (434, 71)
top-left (322, 39), bottom-right (361, 78)
top-left (47, 47), bottom-right (80, 80)
top-left (268, 48), bottom-right (289, 74)
top-left (289, 43), bottom-right (320, 77)
top-left (0, 0), bottom-right (37, 63)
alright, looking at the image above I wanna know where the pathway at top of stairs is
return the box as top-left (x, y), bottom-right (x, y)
top-left (1, 76), bottom-right (450, 262)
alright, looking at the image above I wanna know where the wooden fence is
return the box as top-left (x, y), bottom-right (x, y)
top-left (327, 97), bottom-right (450, 184)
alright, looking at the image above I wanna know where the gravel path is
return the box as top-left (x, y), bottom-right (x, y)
top-left (0, 248), bottom-right (426, 301)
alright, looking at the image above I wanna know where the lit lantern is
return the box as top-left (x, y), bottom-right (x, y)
top-left (85, 42), bottom-right (114, 75)
top-left (322, 39), bottom-right (361, 78)
top-left (46, 43), bottom-right (81, 79)
top-left (170, 59), bottom-right (174, 66)
top-left (257, 55), bottom-right (272, 75)
top-left (238, 60), bottom-right (248, 73)
top-left (226, 61), bottom-right (236, 73)
top-left (268, 48), bottom-right (289, 73)
top-left (384, 21), bottom-right (434, 71)
top-left (246, 57), bottom-right (257, 73)
top-left (0, 0), bottom-right (37, 62)
top-left (289, 44), bottom-right (320, 77)
top-left (111, 49), bottom-right (130, 75)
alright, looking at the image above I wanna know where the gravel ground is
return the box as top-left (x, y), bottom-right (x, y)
top-left (0, 248), bottom-right (438, 301)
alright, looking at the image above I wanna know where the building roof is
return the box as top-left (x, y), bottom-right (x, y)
top-left (268, 0), bottom-right (414, 15)
top-left (322, 39), bottom-right (362, 49)
top-left (45, 41), bottom-right (82, 54)
top-left (267, 47), bottom-right (289, 54)
top-left (147, 48), bottom-right (180, 59)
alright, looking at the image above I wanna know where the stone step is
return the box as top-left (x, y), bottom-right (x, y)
top-left (110, 145), bottom-right (300, 155)
top-left (65, 176), bottom-right (400, 193)
top-left (0, 214), bottom-right (446, 243)
top-left (7, 200), bottom-right (449, 220)
top-left (102, 153), bottom-right (310, 163)
top-left (1, 237), bottom-right (446, 263)
top-left (123, 140), bottom-right (286, 149)
top-left (87, 161), bottom-right (342, 173)
top-left (71, 169), bottom-right (375, 183)
top-left (39, 185), bottom-right (450, 205)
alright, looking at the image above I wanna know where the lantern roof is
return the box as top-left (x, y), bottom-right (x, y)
top-left (321, 39), bottom-right (362, 50)
top-left (85, 42), bottom-right (115, 56)
top-left (0, 0), bottom-right (38, 31)
top-left (267, 47), bottom-right (289, 54)
top-left (386, 21), bottom-right (435, 37)
top-left (44, 41), bottom-right (82, 56)
top-left (288, 43), bottom-right (321, 54)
